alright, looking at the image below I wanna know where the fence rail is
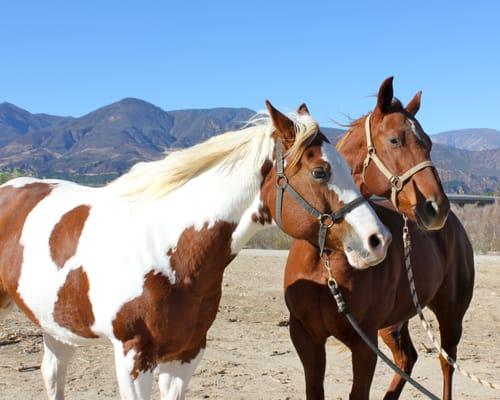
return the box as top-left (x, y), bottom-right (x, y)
top-left (446, 194), bottom-right (497, 207)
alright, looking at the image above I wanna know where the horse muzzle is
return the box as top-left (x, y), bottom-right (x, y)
top-left (413, 196), bottom-right (450, 231)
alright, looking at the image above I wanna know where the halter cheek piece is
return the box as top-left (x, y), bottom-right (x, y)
top-left (361, 113), bottom-right (434, 209)
top-left (274, 139), bottom-right (365, 256)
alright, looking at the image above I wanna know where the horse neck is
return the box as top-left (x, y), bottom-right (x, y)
top-left (132, 153), bottom-right (274, 256)
top-left (337, 123), bottom-right (369, 195)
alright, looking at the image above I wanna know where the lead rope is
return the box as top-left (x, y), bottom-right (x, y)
top-left (402, 215), bottom-right (500, 390)
top-left (322, 254), bottom-right (439, 399)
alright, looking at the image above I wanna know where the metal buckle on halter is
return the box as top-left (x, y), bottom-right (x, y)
top-left (367, 145), bottom-right (376, 156)
top-left (276, 175), bottom-right (288, 189)
top-left (319, 213), bottom-right (335, 228)
top-left (390, 175), bottom-right (403, 191)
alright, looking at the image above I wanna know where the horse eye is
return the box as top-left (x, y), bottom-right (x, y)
top-left (311, 168), bottom-right (329, 181)
top-left (389, 137), bottom-right (401, 147)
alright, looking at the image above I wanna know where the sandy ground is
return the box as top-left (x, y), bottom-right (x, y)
top-left (1, 251), bottom-right (499, 399)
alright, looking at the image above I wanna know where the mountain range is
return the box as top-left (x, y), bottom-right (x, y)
top-left (432, 128), bottom-right (500, 151)
top-left (0, 99), bottom-right (498, 193)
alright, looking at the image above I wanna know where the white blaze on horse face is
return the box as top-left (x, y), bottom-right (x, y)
top-left (321, 144), bottom-right (391, 269)
top-left (408, 119), bottom-right (423, 141)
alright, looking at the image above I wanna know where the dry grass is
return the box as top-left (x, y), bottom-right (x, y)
top-left (451, 201), bottom-right (500, 253)
top-left (245, 228), bottom-right (292, 250)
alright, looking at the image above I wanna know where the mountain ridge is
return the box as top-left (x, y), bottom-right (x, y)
top-left (431, 128), bottom-right (500, 151)
top-left (0, 100), bottom-right (498, 193)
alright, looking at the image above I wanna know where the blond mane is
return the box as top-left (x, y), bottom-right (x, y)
top-left (108, 112), bottom-right (319, 201)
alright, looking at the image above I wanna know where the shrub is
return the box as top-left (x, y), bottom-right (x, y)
top-left (0, 169), bottom-right (33, 185)
top-left (451, 201), bottom-right (500, 253)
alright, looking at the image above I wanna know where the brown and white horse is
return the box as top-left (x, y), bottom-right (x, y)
top-left (285, 79), bottom-right (473, 399)
top-left (0, 101), bottom-right (391, 400)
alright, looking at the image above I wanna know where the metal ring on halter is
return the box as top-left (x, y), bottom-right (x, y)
top-left (276, 175), bottom-right (288, 188)
top-left (389, 175), bottom-right (403, 191)
top-left (319, 214), bottom-right (335, 228)
top-left (367, 145), bottom-right (376, 155)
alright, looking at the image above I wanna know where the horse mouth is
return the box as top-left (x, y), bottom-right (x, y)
top-left (413, 206), bottom-right (445, 231)
top-left (345, 247), bottom-right (387, 270)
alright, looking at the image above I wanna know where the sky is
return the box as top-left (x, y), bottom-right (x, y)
top-left (1, 1), bottom-right (499, 133)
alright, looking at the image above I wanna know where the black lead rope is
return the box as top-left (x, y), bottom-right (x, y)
top-left (274, 139), bottom-right (365, 256)
top-left (323, 257), bottom-right (439, 400)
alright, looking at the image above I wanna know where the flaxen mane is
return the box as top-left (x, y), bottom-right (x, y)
top-left (108, 112), bottom-right (319, 201)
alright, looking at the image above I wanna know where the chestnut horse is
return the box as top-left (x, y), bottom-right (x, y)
top-left (285, 78), bottom-right (473, 399)
top-left (0, 101), bottom-right (391, 400)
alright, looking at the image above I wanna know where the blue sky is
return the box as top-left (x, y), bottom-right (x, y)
top-left (1, 1), bottom-right (499, 133)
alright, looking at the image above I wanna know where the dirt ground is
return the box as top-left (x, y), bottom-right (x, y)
top-left (1, 251), bottom-right (499, 399)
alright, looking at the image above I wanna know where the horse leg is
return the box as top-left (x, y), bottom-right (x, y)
top-left (112, 340), bottom-right (154, 400)
top-left (158, 348), bottom-right (204, 400)
top-left (379, 321), bottom-right (418, 399)
top-left (41, 333), bottom-right (76, 400)
top-left (0, 289), bottom-right (14, 318)
top-left (289, 314), bottom-right (327, 400)
top-left (349, 333), bottom-right (377, 400)
top-left (431, 307), bottom-right (464, 400)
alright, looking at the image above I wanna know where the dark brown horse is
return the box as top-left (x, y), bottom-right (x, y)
top-left (284, 78), bottom-right (474, 399)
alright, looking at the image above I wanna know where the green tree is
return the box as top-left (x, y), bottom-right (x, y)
top-left (0, 169), bottom-right (34, 185)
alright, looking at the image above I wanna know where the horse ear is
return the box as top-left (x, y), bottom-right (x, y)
top-left (405, 91), bottom-right (422, 116)
top-left (266, 100), bottom-right (295, 143)
top-left (375, 76), bottom-right (394, 114)
top-left (297, 103), bottom-right (310, 115)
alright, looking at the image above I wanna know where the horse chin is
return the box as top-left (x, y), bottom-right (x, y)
top-left (344, 249), bottom-right (382, 270)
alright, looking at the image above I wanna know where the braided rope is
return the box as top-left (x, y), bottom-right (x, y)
top-left (403, 216), bottom-right (500, 390)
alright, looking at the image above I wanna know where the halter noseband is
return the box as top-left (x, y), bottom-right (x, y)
top-left (361, 113), bottom-right (434, 209)
top-left (274, 139), bottom-right (365, 256)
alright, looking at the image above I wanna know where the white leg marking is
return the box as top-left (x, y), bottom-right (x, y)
top-left (158, 349), bottom-right (205, 400)
top-left (113, 341), bottom-right (154, 400)
top-left (41, 334), bottom-right (76, 400)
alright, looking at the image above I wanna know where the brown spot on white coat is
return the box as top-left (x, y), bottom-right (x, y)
top-left (0, 182), bottom-right (53, 324)
top-left (53, 266), bottom-right (98, 338)
top-left (49, 205), bottom-right (90, 269)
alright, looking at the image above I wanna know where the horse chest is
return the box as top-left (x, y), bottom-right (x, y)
top-left (112, 270), bottom-right (225, 362)
top-left (111, 220), bottom-right (237, 363)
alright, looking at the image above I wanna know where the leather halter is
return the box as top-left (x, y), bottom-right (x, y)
top-left (274, 139), bottom-right (365, 256)
top-left (361, 113), bottom-right (434, 209)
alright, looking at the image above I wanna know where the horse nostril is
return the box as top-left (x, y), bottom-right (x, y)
top-left (368, 234), bottom-right (382, 250)
top-left (424, 200), bottom-right (439, 219)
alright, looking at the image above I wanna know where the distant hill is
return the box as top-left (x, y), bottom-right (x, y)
top-left (431, 128), bottom-right (500, 151)
top-left (0, 100), bottom-right (344, 183)
top-left (0, 100), bottom-right (498, 193)
top-left (0, 100), bottom-right (260, 182)
top-left (0, 102), bottom-right (74, 146)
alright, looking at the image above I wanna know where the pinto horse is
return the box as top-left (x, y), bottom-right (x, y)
top-left (285, 78), bottom-right (473, 399)
top-left (0, 101), bottom-right (391, 400)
